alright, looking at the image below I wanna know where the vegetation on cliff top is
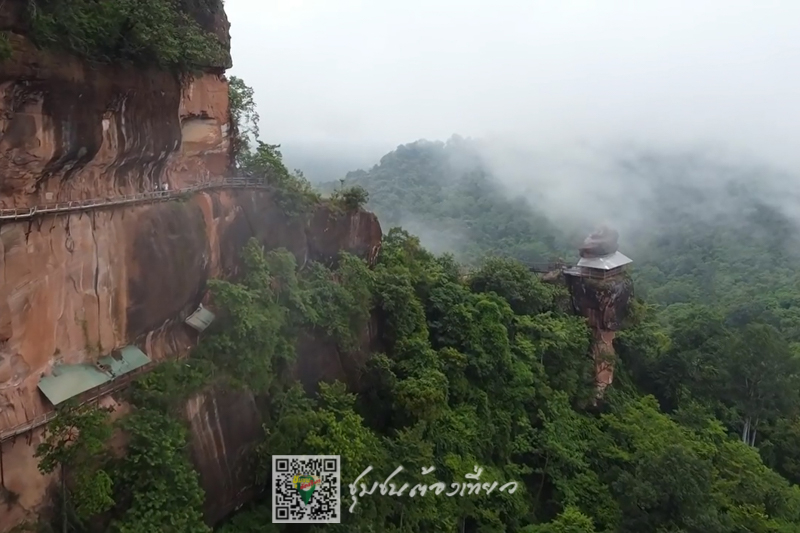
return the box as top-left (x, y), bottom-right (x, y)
top-left (329, 137), bottom-right (800, 513)
top-left (26, 78), bottom-right (800, 532)
top-left (34, 228), bottom-right (800, 532)
top-left (25, 0), bottom-right (227, 69)
top-left (28, 242), bottom-right (374, 533)
top-left (228, 77), bottom-right (369, 216)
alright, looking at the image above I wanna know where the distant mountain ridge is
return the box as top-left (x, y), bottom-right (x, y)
top-left (328, 135), bottom-right (800, 343)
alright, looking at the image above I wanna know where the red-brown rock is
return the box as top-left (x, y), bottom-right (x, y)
top-left (579, 226), bottom-right (620, 258)
top-left (0, 2), bottom-right (385, 528)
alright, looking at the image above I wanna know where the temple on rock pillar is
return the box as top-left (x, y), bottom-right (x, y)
top-left (562, 226), bottom-right (634, 399)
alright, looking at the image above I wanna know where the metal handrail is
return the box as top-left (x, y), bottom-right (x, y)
top-left (0, 361), bottom-right (159, 443)
top-left (528, 262), bottom-right (568, 273)
top-left (0, 177), bottom-right (269, 221)
top-left (0, 411), bottom-right (57, 443)
top-left (0, 178), bottom-right (273, 439)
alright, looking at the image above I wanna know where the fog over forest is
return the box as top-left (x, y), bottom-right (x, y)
top-left (226, 0), bottom-right (800, 252)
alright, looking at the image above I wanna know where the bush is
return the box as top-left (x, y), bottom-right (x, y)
top-left (239, 142), bottom-right (321, 218)
top-left (0, 32), bottom-right (11, 62)
top-left (27, 0), bottom-right (225, 69)
top-left (332, 183), bottom-right (369, 211)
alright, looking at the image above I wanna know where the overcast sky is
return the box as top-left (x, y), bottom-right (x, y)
top-left (226, 1), bottom-right (800, 175)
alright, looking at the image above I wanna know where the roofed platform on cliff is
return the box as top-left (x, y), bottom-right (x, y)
top-left (574, 251), bottom-right (632, 279)
top-left (185, 304), bottom-right (216, 332)
top-left (37, 346), bottom-right (152, 406)
top-left (567, 226), bottom-right (633, 280)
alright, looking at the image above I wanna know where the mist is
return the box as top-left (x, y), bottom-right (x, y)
top-left (227, 0), bottom-right (800, 241)
top-left (473, 138), bottom-right (800, 241)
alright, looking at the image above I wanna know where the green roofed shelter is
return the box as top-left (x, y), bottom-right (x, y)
top-left (37, 346), bottom-right (151, 406)
top-left (185, 304), bottom-right (215, 332)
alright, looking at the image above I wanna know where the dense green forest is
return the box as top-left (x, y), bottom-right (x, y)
top-left (336, 138), bottom-right (800, 344)
top-left (22, 78), bottom-right (800, 533)
top-left (7, 0), bottom-right (227, 68)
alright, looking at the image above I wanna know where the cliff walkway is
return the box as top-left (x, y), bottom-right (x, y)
top-left (528, 262), bottom-right (566, 273)
top-left (0, 177), bottom-right (269, 221)
top-left (528, 262), bottom-right (585, 276)
top-left (0, 362), bottom-right (157, 445)
top-left (0, 177), bottom-right (269, 448)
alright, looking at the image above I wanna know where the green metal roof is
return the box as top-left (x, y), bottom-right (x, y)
top-left (185, 305), bottom-right (215, 332)
top-left (38, 346), bottom-right (151, 406)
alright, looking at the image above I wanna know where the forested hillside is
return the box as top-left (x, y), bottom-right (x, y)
top-left (24, 78), bottom-right (800, 532)
top-left (336, 137), bottom-right (800, 346)
top-left (216, 229), bottom-right (800, 533)
top-left (312, 136), bottom-right (800, 529)
top-left (326, 137), bottom-right (576, 263)
top-left (217, 99), bottom-right (800, 530)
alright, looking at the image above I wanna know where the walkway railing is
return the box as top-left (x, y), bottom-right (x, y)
top-left (528, 262), bottom-right (567, 273)
top-left (0, 411), bottom-right (57, 444)
top-left (0, 177), bottom-right (269, 221)
top-left (0, 178), bottom-right (270, 442)
top-left (0, 361), bottom-right (158, 444)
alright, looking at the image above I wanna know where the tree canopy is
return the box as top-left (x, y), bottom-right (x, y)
top-left (30, 89), bottom-right (800, 532)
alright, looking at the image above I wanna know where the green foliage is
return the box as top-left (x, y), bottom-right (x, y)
top-left (331, 180), bottom-right (370, 211)
top-left (468, 257), bottom-right (564, 316)
top-left (71, 468), bottom-right (115, 521)
top-left (241, 142), bottom-right (321, 217)
top-left (0, 32), bottom-right (12, 62)
top-left (110, 409), bottom-right (210, 533)
top-left (224, 228), bottom-right (598, 532)
top-left (96, 353), bottom-right (215, 532)
top-left (51, 132), bottom-right (800, 531)
top-left (228, 75), bottom-right (260, 164)
top-left (35, 402), bottom-right (112, 475)
top-left (128, 358), bottom-right (215, 411)
top-left (302, 253), bottom-right (375, 349)
top-left (34, 401), bottom-right (115, 524)
top-left (35, 401), bottom-right (114, 528)
top-left (26, 0), bottom-right (226, 69)
top-left (523, 506), bottom-right (597, 533)
top-left (196, 242), bottom-right (304, 392)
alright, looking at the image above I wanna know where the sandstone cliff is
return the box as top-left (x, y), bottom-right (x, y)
top-left (0, 189), bottom-right (382, 529)
top-left (565, 273), bottom-right (633, 395)
top-left (0, 0), bottom-right (233, 209)
top-left (0, 191), bottom-right (382, 430)
top-left (0, 2), bottom-right (384, 529)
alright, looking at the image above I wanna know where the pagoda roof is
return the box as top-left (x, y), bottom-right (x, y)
top-left (576, 251), bottom-right (632, 271)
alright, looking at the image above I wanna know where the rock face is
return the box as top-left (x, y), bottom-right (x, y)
top-left (565, 273), bottom-right (634, 396)
top-left (186, 387), bottom-right (262, 525)
top-left (308, 207), bottom-right (384, 267)
top-left (578, 225), bottom-right (620, 258)
top-left (0, 0), bottom-right (232, 210)
top-left (0, 189), bottom-right (383, 529)
top-left (0, 2), bottom-right (384, 529)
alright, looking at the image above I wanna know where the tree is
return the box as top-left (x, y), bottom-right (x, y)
top-left (110, 409), bottom-right (210, 533)
top-left (35, 401), bottom-right (114, 531)
top-left (228, 75), bottom-right (260, 163)
top-left (27, 0), bottom-right (226, 68)
top-left (331, 181), bottom-right (370, 211)
top-left (523, 506), bottom-right (597, 533)
top-left (725, 324), bottom-right (800, 446)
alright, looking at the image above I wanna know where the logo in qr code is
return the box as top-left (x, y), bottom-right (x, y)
top-left (272, 455), bottom-right (341, 524)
